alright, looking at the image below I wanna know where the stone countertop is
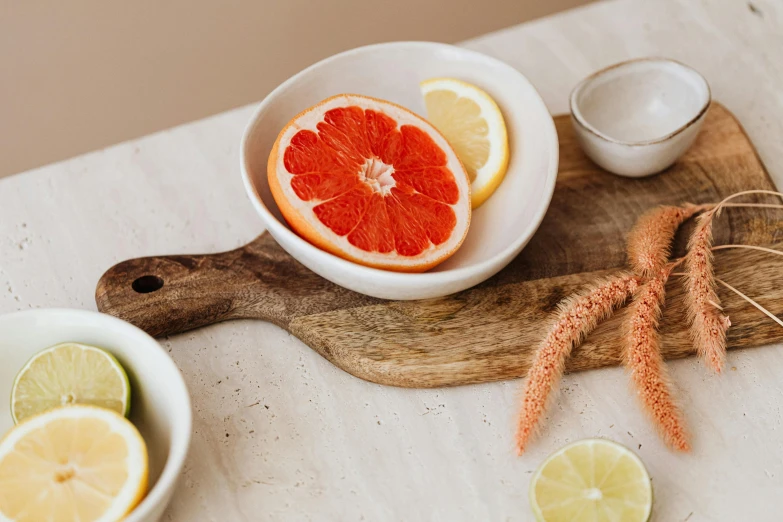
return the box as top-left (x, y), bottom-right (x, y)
top-left (2, 0), bottom-right (782, 519)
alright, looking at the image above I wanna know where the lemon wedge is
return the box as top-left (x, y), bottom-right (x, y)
top-left (11, 343), bottom-right (130, 424)
top-left (0, 405), bottom-right (148, 522)
top-left (421, 77), bottom-right (509, 208)
top-left (529, 439), bottom-right (653, 522)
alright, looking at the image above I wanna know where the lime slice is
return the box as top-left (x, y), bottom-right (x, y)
top-left (11, 342), bottom-right (130, 423)
top-left (530, 439), bottom-right (653, 522)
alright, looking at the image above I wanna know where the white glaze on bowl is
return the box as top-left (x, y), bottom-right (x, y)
top-left (240, 42), bottom-right (559, 300)
top-left (570, 58), bottom-right (711, 178)
top-left (0, 309), bottom-right (192, 522)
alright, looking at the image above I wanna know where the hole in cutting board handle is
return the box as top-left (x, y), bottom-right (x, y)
top-left (132, 275), bottom-right (164, 294)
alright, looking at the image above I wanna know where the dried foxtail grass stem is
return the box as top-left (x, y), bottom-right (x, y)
top-left (684, 190), bottom-right (783, 373)
top-left (623, 199), bottom-right (782, 279)
top-left (712, 244), bottom-right (783, 256)
top-left (684, 210), bottom-right (730, 372)
top-left (627, 205), bottom-right (705, 277)
top-left (624, 264), bottom-right (689, 451)
top-left (716, 278), bottom-right (783, 329)
top-left (721, 203), bottom-right (783, 210)
top-left (511, 189), bottom-right (783, 456)
top-left (713, 189), bottom-right (783, 211)
top-left (515, 273), bottom-right (640, 454)
top-left (711, 245), bottom-right (783, 328)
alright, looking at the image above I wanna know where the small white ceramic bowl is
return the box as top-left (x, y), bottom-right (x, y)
top-left (241, 41), bottom-right (558, 300)
top-left (570, 58), bottom-right (710, 177)
top-left (0, 309), bottom-right (191, 522)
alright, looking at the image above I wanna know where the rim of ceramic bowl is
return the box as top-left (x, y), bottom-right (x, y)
top-left (569, 57), bottom-right (711, 147)
top-left (0, 308), bottom-right (192, 522)
top-left (240, 41), bottom-right (559, 284)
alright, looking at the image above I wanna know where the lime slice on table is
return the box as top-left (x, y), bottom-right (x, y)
top-left (11, 342), bottom-right (131, 423)
top-left (530, 438), bottom-right (653, 522)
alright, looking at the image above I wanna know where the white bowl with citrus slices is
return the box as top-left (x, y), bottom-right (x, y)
top-left (0, 309), bottom-right (191, 522)
top-left (242, 41), bottom-right (558, 300)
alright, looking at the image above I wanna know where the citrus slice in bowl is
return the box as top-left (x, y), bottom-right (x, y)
top-left (0, 405), bottom-right (148, 522)
top-left (530, 439), bottom-right (653, 522)
top-left (421, 78), bottom-right (509, 209)
top-left (11, 343), bottom-right (130, 424)
top-left (267, 94), bottom-right (471, 272)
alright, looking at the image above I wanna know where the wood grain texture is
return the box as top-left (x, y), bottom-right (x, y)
top-left (96, 103), bottom-right (783, 387)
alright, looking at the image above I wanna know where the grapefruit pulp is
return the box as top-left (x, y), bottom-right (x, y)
top-left (267, 94), bottom-right (471, 272)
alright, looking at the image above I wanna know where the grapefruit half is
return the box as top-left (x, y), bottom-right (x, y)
top-left (267, 94), bottom-right (471, 272)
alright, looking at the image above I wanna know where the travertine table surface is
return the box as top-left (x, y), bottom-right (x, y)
top-left (2, 0), bottom-right (783, 520)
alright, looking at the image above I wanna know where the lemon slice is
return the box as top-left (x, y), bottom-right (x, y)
top-left (0, 405), bottom-right (148, 522)
top-left (421, 77), bottom-right (509, 208)
top-left (530, 439), bottom-right (653, 522)
top-left (11, 343), bottom-right (130, 424)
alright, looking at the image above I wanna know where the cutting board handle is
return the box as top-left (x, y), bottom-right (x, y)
top-left (95, 245), bottom-right (268, 337)
top-left (96, 232), bottom-right (378, 338)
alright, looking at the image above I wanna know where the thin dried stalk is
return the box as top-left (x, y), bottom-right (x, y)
top-left (627, 204), bottom-right (704, 277)
top-left (717, 278), bottom-right (783, 329)
top-left (714, 190), bottom-right (783, 212)
top-left (515, 273), bottom-right (640, 455)
top-left (684, 210), bottom-right (731, 372)
top-left (712, 244), bottom-right (783, 256)
top-left (721, 203), bottom-right (783, 210)
top-left (624, 265), bottom-right (689, 451)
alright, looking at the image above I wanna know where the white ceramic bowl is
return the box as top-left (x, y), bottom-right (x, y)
top-left (0, 309), bottom-right (191, 522)
top-left (570, 57), bottom-right (710, 178)
top-left (241, 41), bottom-right (558, 300)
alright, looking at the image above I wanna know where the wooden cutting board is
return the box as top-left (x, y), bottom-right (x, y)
top-left (96, 103), bottom-right (783, 387)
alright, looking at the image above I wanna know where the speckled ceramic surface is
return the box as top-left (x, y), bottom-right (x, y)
top-left (570, 58), bottom-right (710, 177)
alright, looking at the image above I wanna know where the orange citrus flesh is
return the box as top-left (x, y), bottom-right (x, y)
top-left (268, 94), bottom-right (471, 272)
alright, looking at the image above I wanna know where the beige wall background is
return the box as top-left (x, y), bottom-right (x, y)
top-left (0, 0), bottom-right (589, 179)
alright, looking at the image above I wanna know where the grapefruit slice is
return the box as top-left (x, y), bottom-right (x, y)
top-left (268, 94), bottom-right (471, 272)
